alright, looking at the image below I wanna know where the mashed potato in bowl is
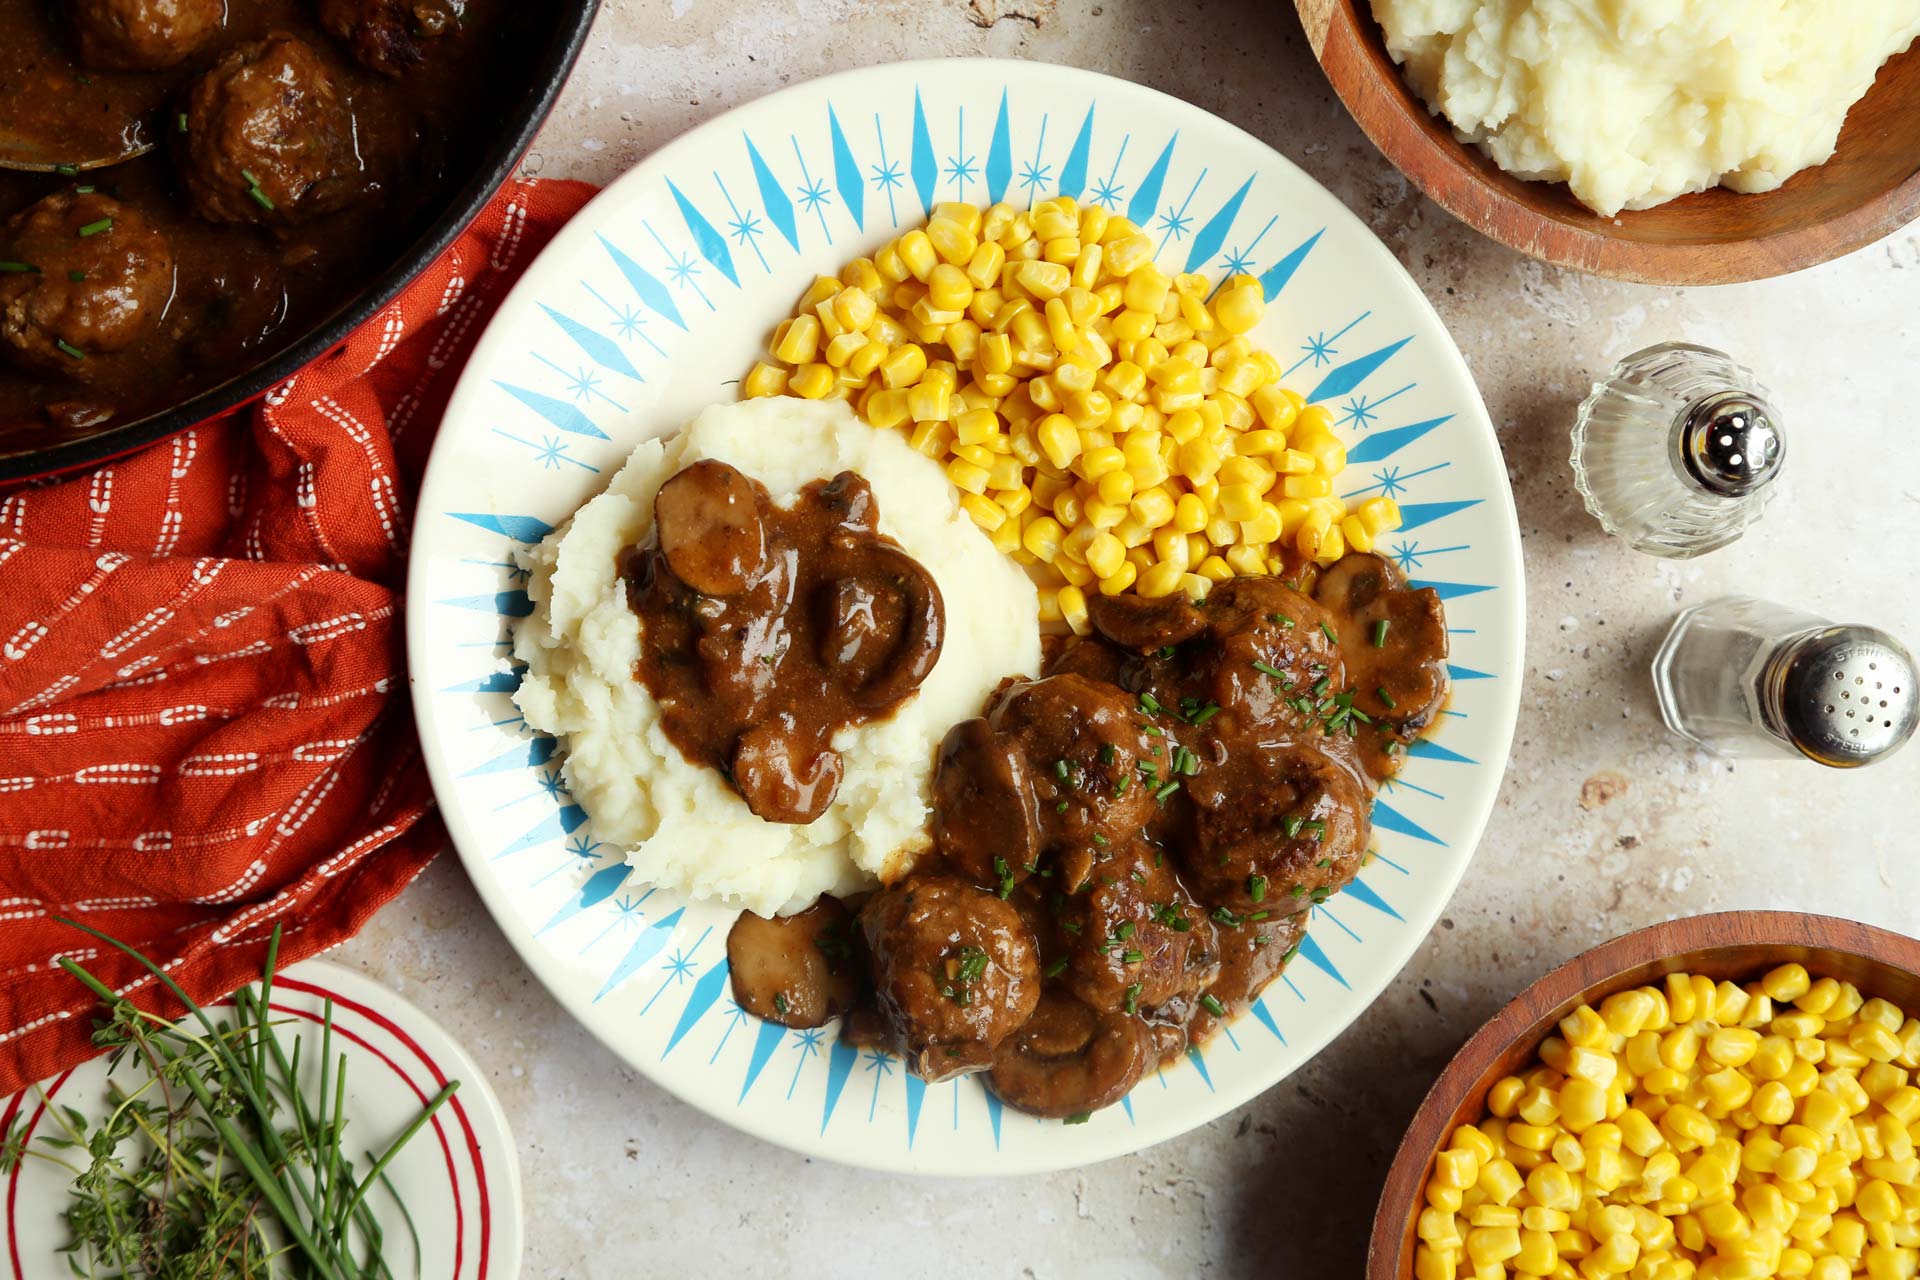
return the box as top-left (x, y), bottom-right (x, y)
top-left (511, 398), bottom-right (1041, 917)
top-left (1371, 0), bottom-right (1920, 216)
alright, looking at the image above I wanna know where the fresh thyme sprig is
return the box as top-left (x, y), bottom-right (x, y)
top-left (0, 920), bottom-right (457, 1279)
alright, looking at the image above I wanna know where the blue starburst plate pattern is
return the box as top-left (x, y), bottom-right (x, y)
top-left (406, 60), bottom-right (1525, 1174)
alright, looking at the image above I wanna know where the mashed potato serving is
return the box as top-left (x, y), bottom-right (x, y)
top-left (1371, 0), bottom-right (1920, 216)
top-left (511, 398), bottom-right (1040, 917)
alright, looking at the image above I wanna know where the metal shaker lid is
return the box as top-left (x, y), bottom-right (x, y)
top-left (1676, 390), bottom-right (1785, 498)
top-left (1775, 626), bottom-right (1918, 766)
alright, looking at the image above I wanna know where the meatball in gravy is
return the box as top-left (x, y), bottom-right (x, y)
top-left (0, 193), bottom-right (174, 376)
top-left (176, 34), bottom-right (360, 227)
top-left (71, 0), bottom-right (226, 70)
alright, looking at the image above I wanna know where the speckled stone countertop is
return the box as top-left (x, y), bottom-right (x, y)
top-left (335, 1), bottom-right (1920, 1274)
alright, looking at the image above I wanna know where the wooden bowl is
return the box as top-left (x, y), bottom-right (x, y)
top-left (1366, 912), bottom-right (1920, 1278)
top-left (1297, 0), bottom-right (1920, 284)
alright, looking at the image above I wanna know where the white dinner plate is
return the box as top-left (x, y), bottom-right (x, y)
top-left (407, 58), bottom-right (1524, 1174)
top-left (2, 961), bottom-right (521, 1277)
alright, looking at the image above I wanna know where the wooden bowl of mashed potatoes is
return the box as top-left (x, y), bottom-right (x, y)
top-left (1295, 0), bottom-right (1920, 284)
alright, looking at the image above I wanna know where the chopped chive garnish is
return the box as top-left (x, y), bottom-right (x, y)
top-left (1320, 621), bottom-right (1339, 645)
top-left (1255, 934), bottom-right (1271, 946)
top-left (1248, 875), bottom-right (1267, 903)
top-left (77, 218), bottom-right (112, 237)
top-left (1372, 619), bottom-right (1390, 648)
top-left (1211, 906), bottom-right (1242, 927)
top-left (1291, 884), bottom-right (1307, 897)
top-left (56, 340), bottom-right (86, 361)
top-left (1303, 819), bottom-right (1327, 840)
top-left (1114, 922), bottom-right (1135, 940)
top-left (1200, 994), bottom-right (1226, 1017)
top-left (1124, 982), bottom-right (1142, 1015)
top-left (54, 163), bottom-right (79, 177)
top-left (1312, 676), bottom-right (1331, 697)
top-left (247, 186), bottom-right (276, 211)
top-left (1153, 780), bottom-right (1179, 802)
top-left (993, 855), bottom-right (1014, 900)
top-left (74, 185), bottom-right (95, 194)
top-left (1252, 660), bottom-right (1286, 681)
top-left (1283, 815), bottom-right (1305, 838)
top-left (1377, 687), bottom-right (1397, 710)
top-left (1062, 920), bottom-right (1082, 935)
top-left (1045, 956), bottom-right (1069, 978)
top-left (1055, 799), bottom-right (1068, 814)
top-left (177, 111), bottom-right (189, 132)
top-left (772, 992), bottom-right (788, 1015)
top-left (1248, 910), bottom-right (1270, 922)
top-left (1092, 832), bottom-right (1108, 847)
top-left (1283, 944), bottom-right (1302, 964)
top-left (1114, 774), bottom-right (1130, 796)
top-left (68, 270), bottom-right (86, 282)
top-left (1099, 743), bottom-right (1116, 766)
top-left (1064, 1112), bottom-right (1092, 1125)
top-left (1122, 949), bottom-right (1143, 965)
top-left (956, 946), bottom-right (989, 984)
top-left (1054, 758), bottom-right (1069, 781)
top-left (1191, 702), bottom-right (1220, 725)
top-left (0, 262), bottom-right (37, 274)
top-left (1138, 691), bottom-right (1161, 714)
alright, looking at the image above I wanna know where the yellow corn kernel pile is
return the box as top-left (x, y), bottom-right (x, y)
top-left (1416, 967), bottom-right (1920, 1280)
top-left (741, 197), bottom-right (1402, 635)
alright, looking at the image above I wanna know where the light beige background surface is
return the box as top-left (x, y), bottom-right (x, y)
top-left (341, 1), bottom-right (1920, 1273)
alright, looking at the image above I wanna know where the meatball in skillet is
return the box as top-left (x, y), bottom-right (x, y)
top-left (176, 34), bottom-right (360, 227)
top-left (71, 0), bottom-right (226, 70)
top-left (859, 875), bottom-right (1041, 1082)
top-left (0, 193), bottom-right (174, 377)
top-left (319, 0), bottom-right (462, 76)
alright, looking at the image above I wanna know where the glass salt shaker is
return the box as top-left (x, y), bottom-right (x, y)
top-left (1570, 342), bottom-right (1785, 557)
top-left (1652, 597), bottom-right (1918, 767)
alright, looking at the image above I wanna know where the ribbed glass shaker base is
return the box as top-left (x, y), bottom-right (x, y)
top-left (1570, 342), bottom-right (1778, 558)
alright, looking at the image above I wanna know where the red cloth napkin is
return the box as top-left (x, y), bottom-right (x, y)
top-left (0, 175), bottom-right (595, 1097)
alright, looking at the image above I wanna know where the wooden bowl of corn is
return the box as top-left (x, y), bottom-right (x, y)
top-left (1368, 912), bottom-right (1920, 1280)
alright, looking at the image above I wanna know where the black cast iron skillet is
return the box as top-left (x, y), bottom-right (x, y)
top-left (0, 0), bottom-right (601, 485)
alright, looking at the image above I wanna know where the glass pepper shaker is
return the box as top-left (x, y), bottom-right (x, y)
top-left (1652, 597), bottom-right (1918, 767)
top-left (1570, 342), bottom-right (1785, 557)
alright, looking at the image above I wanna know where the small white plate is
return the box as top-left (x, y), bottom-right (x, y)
top-left (407, 58), bottom-right (1525, 1174)
top-left (1, 961), bottom-right (521, 1279)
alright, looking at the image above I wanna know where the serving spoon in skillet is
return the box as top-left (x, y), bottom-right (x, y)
top-left (0, 66), bottom-right (158, 172)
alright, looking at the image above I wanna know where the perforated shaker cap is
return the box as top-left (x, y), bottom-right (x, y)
top-left (1775, 627), bottom-right (1918, 766)
top-left (1678, 391), bottom-right (1785, 498)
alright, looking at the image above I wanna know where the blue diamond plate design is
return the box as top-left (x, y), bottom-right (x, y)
top-left (1395, 499), bottom-right (1481, 530)
top-left (904, 1074), bottom-right (927, 1147)
top-left (1346, 414), bottom-right (1451, 463)
top-left (1184, 174), bottom-right (1254, 274)
top-left (1409, 579), bottom-right (1495, 600)
top-left (741, 1019), bottom-right (785, 1102)
top-left (1407, 739), bottom-right (1477, 765)
top-left (663, 959), bottom-right (731, 1058)
top-left (441, 670), bottom-right (521, 695)
top-left (1250, 995), bottom-right (1286, 1043)
top-left (826, 106), bottom-right (864, 231)
top-left (1345, 877), bottom-right (1404, 921)
top-left (1296, 933), bottom-right (1349, 989)
top-left (821, 1038), bottom-right (859, 1133)
top-left (495, 804), bottom-right (588, 861)
top-left (448, 512), bottom-right (553, 542)
top-left (985, 90), bottom-right (1014, 203)
top-left (539, 305), bottom-right (642, 382)
top-left (494, 382), bottom-right (609, 440)
top-left (909, 90), bottom-right (937, 219)
top-left (438, 591), bottom-right (531, 617)
top-left (1126, 132), bottom-right (1177, 229)
top-left (594, 907), bottom-right (685, 1002)
top-left (1257, 227), bottom-right (1322, 300)
top-left (1372, 798), bottom-right (1444, 845)
top-left (1058, 104), bottom-right (1095, 198)
top-left (660, 185), bottom-right (736, 291)
top-left (536, 862), bottom-right (633, 935)
top-left (1308, 337), bottom-right (1413, 403)
top-left (744, 136), bottom-right (799, 251)
top-left (464, 736), bottom-right (556, 776)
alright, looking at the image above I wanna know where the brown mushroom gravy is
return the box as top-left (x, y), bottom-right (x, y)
top-left (0, 0), bottom-right (539, 444)
top-left (725, 552), bottom-right (1450, 1120)
top-left (623, 460), bottom-right (945, 826)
